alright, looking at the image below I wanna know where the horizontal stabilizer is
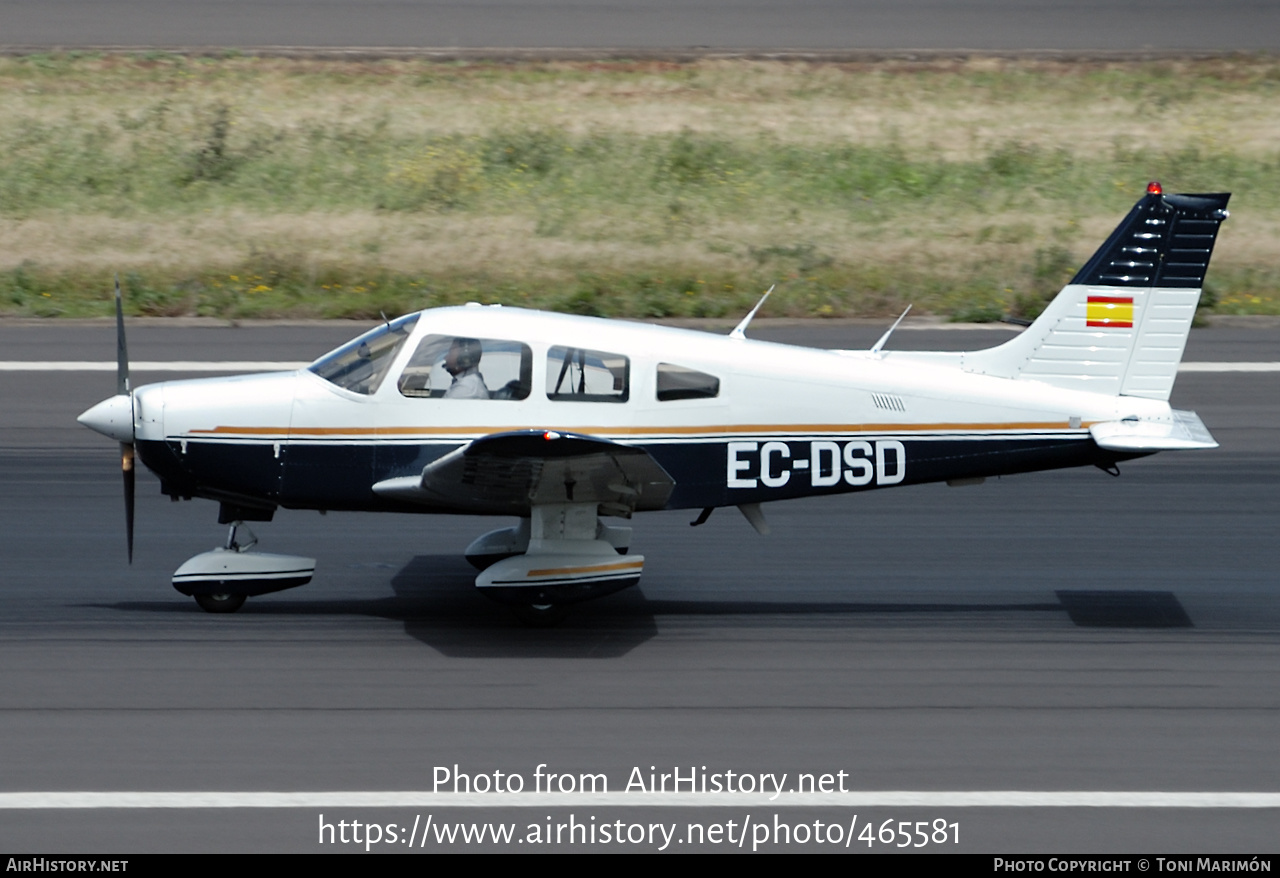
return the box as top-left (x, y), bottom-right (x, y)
top-left (1090, 409), bottom-right (1218, 452)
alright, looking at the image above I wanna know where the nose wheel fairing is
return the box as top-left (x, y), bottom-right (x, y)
top-left (172, 549), bottom-right (315, 597)
top-left (172, 522), bottom-right (315, 611)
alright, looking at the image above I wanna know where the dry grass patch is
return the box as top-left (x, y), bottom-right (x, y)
top-left (2, 53), bottom-right (1278, 319)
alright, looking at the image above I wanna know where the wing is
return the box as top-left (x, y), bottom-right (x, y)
top-left (371, 430), bottom-right (675, 516)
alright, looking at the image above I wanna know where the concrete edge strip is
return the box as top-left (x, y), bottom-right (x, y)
top-left (1, 362), bottom-right (1278, 373)
top-left (0, 47), bottom-right (1259, 63)
top-left (1, 791), bottom-right (1278, 809)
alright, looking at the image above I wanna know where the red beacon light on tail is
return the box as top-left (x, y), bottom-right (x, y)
top-left (1147, 181), bottom-right (1163, 195)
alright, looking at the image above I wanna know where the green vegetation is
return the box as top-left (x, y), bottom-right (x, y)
top-left (2, 53), bottom-right (1279, 319)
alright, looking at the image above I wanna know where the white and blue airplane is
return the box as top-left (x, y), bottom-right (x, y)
top-left (79, 184), bottom-right (1230, 622)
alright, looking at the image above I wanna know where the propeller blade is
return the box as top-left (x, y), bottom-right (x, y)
top-left (115, 275), bottom-right (130, 396)
top-left (115, 276), bottom-right (135, 562)
top-left (122, 441), bottom-right (135, 563)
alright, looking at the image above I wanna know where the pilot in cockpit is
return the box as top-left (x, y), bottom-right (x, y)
top-left (442, 337), bottom-right (490, 399)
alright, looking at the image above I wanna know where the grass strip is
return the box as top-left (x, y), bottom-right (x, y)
top-left (2, 53), bottom-right (1278, 320)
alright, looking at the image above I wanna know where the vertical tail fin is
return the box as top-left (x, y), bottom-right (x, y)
top-left (964, 186), bottom-right (1231, 400)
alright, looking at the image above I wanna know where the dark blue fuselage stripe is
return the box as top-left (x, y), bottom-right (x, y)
top-left (140, 433), bottom-right (1125, 513)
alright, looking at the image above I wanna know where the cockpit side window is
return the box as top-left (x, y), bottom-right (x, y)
top-left (309, 314), bottom-right (419, 395)
top-left (397, 335), bottom-right (532, 400)
top-left (657, 363), bottom-right (720, 401)
top-left (546, 346), bottom-right (629, 402)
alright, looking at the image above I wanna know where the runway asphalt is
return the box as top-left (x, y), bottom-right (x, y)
top-left (0, 320), bottom-right (1277, 852)
top-left (4, 0), bottom-right (1279, 853)
top-left (2, 0), bottom-right (1280, 52)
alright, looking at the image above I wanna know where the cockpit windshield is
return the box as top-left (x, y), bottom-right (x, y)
top-left (309, 313), bottom-right (420, 394)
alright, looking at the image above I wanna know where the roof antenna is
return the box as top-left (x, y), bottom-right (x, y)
top-left (730, 285), bottom-right (775, 340)
top-left (380, 310), bottom-right (391, 330)
top-left (870, 304), bottom-right (912, 355)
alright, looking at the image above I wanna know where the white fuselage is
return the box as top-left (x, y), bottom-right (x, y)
top-left (125, 305), bottom-right (1167, 514)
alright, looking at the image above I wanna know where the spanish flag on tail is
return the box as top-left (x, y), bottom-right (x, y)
top-left (1086, 295), bottom-right (1135, 328)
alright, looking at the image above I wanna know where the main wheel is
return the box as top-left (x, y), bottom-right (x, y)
top-left (194, 593), bottom-right (247, 614)
top-left (511, 603), bottom-right (570, 628)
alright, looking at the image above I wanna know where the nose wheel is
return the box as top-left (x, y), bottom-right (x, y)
top-left (194, 593), bottom-right (247, 614)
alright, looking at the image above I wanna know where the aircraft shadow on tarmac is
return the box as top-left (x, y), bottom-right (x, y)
top-left (86, 555), bottom-right (1193, 658)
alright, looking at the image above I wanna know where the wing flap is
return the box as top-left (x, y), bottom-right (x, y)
top-left (372, 430), bottom-right (675, 515)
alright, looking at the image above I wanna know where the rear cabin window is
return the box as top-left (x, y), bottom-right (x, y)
top-left (397, 335), bottom-right (532, 400)
top-left (656, 363), bottom-right (720, 401)
top-left (546, 346), bottom-right (629, 402)
top-left (309, 314), bottom-right (419, 395)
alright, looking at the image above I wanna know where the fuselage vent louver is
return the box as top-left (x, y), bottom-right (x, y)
top-left (872, 393), bottom-right (906, 413)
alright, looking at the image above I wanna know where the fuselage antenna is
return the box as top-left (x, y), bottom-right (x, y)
top-left (729, 285), bottom-right (775, 340)
top-left (870, 304), bottom-right (912, 355)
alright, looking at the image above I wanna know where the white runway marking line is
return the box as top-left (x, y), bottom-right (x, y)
top-left (1178, 362), bottom-right (1280, 372)
top-left (2, 361), bottom-right (1280, 373)
top-left (0, 361), bottom-right (309, 372)
top-left (1, 791), bottom-right (1278, 809)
